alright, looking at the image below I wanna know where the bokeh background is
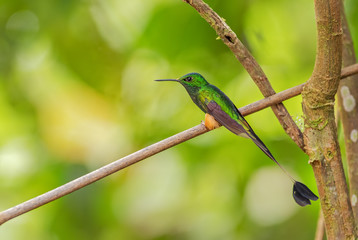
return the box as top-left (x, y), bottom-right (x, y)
top-left (1, 0), bottom-right (357, 239)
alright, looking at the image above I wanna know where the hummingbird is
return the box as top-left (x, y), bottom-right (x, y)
top-left (156, 72), bottom-right (318, 206)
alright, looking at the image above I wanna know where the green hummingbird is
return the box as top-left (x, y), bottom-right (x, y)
top-left (156, 72), bottom-right (318, 206)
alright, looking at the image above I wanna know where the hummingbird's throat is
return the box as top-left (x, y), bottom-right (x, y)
top-left (204, 113), bottom-right (221, 130)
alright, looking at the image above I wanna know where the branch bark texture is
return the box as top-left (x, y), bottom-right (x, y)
top-left (301, 0), bottom-right (356, 238)
top-left (337, 2), bottom-right (358, 220)
top-left (183, 0), bottom-right (305, 151)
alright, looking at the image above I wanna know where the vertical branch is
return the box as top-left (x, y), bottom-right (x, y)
top-left (184, 0), bottom-right (305, 151)
top-left (301, 0), bottom-right (356, 239)
top-left (315, 211), bottom-right (326, 240)
top-left (337, 2), bottom-right (358, 220)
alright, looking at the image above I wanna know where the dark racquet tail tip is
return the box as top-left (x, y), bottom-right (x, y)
top-left (292, 181), bottom-right (319, 207)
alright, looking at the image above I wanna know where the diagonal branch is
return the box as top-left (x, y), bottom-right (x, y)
top-left (1, 64), bottom-right (358, 226)
top-left (183, 0), bottom-right (305, 151)
top-left (241, 63), bottom-right (358, 115)
top-left (0, 124), bottom-right (209, 226)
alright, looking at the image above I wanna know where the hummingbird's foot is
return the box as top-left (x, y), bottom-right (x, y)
top-left (204, 113), bottom-right (221, 130)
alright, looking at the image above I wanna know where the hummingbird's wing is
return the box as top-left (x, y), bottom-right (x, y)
top-left (206, 100), bottom-right (249, 138)
top-left (206, 100), bottom-right (275, 161)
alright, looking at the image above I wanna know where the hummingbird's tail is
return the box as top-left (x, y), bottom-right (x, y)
top-left (206, 101), bottom-right (318, 206)
top-left (293, 181), bottom-right (319, 206)
top-left (246, 129), bottom-right (318, 206)
top-left (246, 129), bottom-right (293, 179)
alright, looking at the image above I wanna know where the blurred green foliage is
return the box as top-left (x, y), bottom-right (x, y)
top-left (0, 0), bottom-right (357, 239)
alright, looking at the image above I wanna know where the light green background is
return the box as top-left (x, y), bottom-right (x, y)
top-left (1, 0), bottom-right (357, 239)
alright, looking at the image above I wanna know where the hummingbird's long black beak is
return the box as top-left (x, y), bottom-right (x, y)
top-left (155, 79), bottom-right (179, 82)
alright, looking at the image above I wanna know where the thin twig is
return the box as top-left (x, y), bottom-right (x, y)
top-left (315, 210), bottom-right (326, 240)
top-left (240, 83), bottom-right (304, 115)
top-left (341, 63), bottom-right (358, 79)
top-left (0, 64), bottom-right (357, 225)
top-left (184, 0), bottom-right (305, 151)
top-left (241, 63), bottom-right (358, 115)
top-left (0, 124), bottom-right (209, 225)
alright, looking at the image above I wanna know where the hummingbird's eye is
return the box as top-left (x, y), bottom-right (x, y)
top-left (184, 76), bottom-right (193, 82)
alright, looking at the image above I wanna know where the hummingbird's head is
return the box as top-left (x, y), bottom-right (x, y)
top-left (155, 72), bottom-right (209, 93)
top-left (177, 73), bottom-right (209, 88)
